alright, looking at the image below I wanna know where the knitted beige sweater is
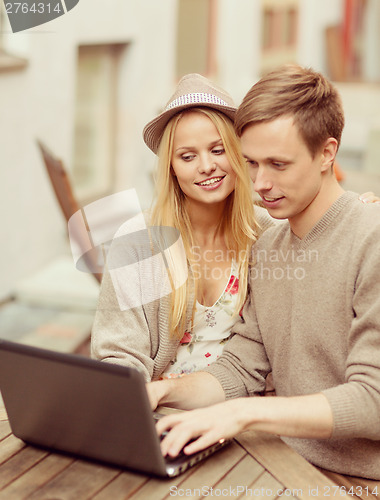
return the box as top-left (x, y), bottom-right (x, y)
top-left (205, 191), bottom-right (380, 479)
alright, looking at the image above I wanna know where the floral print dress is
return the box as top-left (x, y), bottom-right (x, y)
top-left (161, 263), bottom-right (240, 379)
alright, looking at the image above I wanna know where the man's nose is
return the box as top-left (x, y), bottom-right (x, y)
top-left (252, 166), bottom-right (272, 192)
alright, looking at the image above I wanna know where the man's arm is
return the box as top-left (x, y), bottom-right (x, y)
top-left (156, 393), bottom-right (333, 458)
top-left (147, 371), bottom-right (225, 410)
top-left (320, 212), bottom-right (380, 441)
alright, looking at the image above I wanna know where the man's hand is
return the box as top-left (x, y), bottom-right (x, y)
top-left (155, 393), bottom-right (333, 458)
top-left (156, 399), bottom-right (246, 457)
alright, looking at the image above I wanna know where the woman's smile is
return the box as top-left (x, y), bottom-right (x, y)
top-left (195, 175), bottom-right (226, 189)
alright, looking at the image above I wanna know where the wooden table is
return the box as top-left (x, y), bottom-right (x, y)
top-left (0, 407), bottom-right (378, 500)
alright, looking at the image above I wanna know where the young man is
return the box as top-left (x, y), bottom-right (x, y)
top-left (148, 65), bottom-right (380, 480)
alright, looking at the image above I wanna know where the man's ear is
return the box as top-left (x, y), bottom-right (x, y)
top-left (321, 138), bottom-right (338, 173)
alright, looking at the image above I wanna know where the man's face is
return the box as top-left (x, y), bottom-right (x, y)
top-left (240, 116), bottom-right (325, 225)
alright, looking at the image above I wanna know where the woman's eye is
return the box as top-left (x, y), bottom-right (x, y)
top-left (212, 148), bottom-right (224, 155)
top-left (181, 154), bottom-right (195, 161)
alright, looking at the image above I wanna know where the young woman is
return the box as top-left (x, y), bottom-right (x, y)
top-left (91, 74), bottom-right (274, 381)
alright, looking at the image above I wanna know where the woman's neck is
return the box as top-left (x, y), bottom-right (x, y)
top-left (187, 201), bottom-right (226, 246)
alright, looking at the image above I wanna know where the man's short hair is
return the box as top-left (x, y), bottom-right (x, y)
top-left (235, 64), bottom-right (345, 158)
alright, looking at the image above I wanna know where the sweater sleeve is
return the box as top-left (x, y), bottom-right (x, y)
top-left (322, 220), bottom-right (380, 440)
top-left (203, 282), bottom-right (271, 399)
top-left (91, 219), bottom-right (177, 382)
top-left (91, 265), bottom-right (158, 381)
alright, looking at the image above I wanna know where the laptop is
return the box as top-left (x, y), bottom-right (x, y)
top-left (0, 339), bottom-right (229, 477)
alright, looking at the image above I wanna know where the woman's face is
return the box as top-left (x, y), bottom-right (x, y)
top-left (171, 111), bottom-right (236, 209)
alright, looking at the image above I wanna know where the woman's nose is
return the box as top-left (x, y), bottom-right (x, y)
top-left (198, 156), bottom-right (217, 175)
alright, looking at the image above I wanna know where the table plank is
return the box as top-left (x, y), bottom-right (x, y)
top-left (235, 431), bottom-right (350, 500)
top-left (91, 471), bottom-right (149, 500)
top-left (0, 434), bottom-right (25, 465)
top-left (27, 459), bottom-right (121, 500)
top-left (210, 454), bottom-right (266, 499)
top-left (0, 445), bottom-right (48, 491)
top-left (0, 420), bottom-right (12, 441)
top-left (0, 409), bottom-right (8, 423)
top-left (0, 452), bottom-right (73, 499)
top-left (247, 470), bottom-right (285, 500)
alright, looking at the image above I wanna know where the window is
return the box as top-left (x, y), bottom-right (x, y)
top-left (284, 8), bottom-right (298, 47)
top-left (260, 0), bottom-right (299, 75)
top-left (262, 9), bottom-right (275, 50)
top-left (176, 0), bottom-right (217, 78)
top-left (72, 43), bottom-right (126, 202)
top-left (262, 2), bottom-right (298, 51)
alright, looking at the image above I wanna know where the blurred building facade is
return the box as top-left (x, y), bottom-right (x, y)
top-left (0, 0), bottom-right (379, 300)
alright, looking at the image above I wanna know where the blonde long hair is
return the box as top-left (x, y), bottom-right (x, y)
top-left (151, 108), bottom-right (258, 338)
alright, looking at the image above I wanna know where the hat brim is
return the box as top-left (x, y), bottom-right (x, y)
top-left (143, 103), bottom-right (236, 155)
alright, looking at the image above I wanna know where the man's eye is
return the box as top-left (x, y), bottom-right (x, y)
top-left (246, 159), bottom-right (258, 167)
top-left (272, 162), bottom-right (286, 168)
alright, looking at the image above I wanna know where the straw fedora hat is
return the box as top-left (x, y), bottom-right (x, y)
top-left (143, 73), bottom-right (237, 154)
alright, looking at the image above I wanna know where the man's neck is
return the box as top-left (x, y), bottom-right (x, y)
top-left (289, 179), bottom-right (345, 239)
